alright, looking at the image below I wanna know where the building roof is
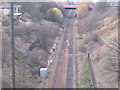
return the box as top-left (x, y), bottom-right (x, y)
top-left (0, 3), bottom-right (20, 9)
top-left (40, 68), bottom-right (48, 71)
top-left (0, 3), bottom-right (9, 9)
top-left (14, 13), bottom-right (22, 16)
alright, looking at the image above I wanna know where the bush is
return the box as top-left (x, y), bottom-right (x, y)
top-left (27, 49), bottom-right (48, 67)
top-left (13, 23), bottom-right (40, 43)
top-left (19, 2), bottom-right (57, 21)
top-left (46, 8), bottom-right (63, 24)
top-left (39, 2), bottom-right (57, 14)
top-left (79, 45), bottom-right (87, 53)
top-left (76, 2), bottom-right (93, 19)
top-left (2, 16), bottom-right (10, 26)
top-left (76, 2), bottom-right (89, 19)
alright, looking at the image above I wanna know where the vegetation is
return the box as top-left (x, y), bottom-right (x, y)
top-left (2, 2), bottom-right (66, 88)
top-left (2, 16), bottom-right (10, 26)
top-left (76, 2), bottom-right (93, 19)
top-left (46, 8), bottom-right (63, 24)
top-left (76, 2), bottom-right (118, 88)
top-left (19, 2), bottom-right (66, 23)
top-left (107, 37), bottom-right (119, 72)
top-left (19, 2), bottom-right (57, 21)
top-left (79, 59), bottom-right (91, 88)
top-left (77, 2), bottom-right (109, 38)
top-left (3, 19), bottom-right (60, 88)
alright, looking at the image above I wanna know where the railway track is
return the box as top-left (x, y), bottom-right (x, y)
top-left (48, 9), bottom-right (98, 88)
top-left (51, 20), bottom-right (69, 87)
top-left (66, 17), bottom-right (78, 88)
top-left (48, 8), bottom-right (99, 88)
top-left (66, 18), bottom-right (74, 88)
top-left (49, 10), bottom-right (77, 88)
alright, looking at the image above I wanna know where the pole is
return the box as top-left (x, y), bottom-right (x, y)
top-left (10, 2), bottom-right (15, 88)
top-left (88, 53), bottom-right (97, 88)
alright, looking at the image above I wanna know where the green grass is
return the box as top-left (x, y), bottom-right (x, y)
top-left (80, 60), bottom-right (92, 88)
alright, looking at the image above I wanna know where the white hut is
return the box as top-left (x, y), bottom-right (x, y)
top-left (39, 68), bottom-right (48, 77)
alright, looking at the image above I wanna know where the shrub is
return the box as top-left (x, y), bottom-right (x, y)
top-left (2, 16), bottom-right (10, 26)
top-left (76, 2), bottom-right (93, 19)
top-left (92, 34), bottom-right (99, 42)
top-left (19, 2), bottom-right (57, 21)
top-left (12, 23), bottom-right (40, 43)
top-left (76, 2), bottom-right (89, 19)
top-left (46, 8), bottom-right (63, 24)
top-left (79, 45), bottom-right (87, 53)
top-left (92, 33), bottom-right (104, 45)
top-left (39, 2), bottom-right (57, 14)
top-left (27, 49), bottom-right (48, 67)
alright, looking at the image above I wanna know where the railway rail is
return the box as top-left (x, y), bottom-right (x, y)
top-left (48, 9), bottom-right (98, 88)
top-left (49, 10), bottom-right (77, 88)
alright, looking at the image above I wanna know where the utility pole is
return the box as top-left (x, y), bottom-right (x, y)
top-left (10, 2), bottom-right (15, 88)
top-left (88, 53), bottom-right (97, 88)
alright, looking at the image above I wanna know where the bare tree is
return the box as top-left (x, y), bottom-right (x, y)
top-left (107, 37), bottom-right (119, 72)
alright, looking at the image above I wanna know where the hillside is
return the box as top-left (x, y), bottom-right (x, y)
top-left (1, 1), bottom-right (119, 88)
top-left (76, 2), bottom-right (119, 88)
top-left (2, 2), bottom-right (66, 88)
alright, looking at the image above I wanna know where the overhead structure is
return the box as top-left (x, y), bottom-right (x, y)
top-left (64, 0), bottom-right (78, 9)
top-left (64, 4), bottom-right (78, 9)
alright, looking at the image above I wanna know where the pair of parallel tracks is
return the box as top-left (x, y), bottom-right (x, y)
top-left (49, 9), bottom-right (98, 88)
top-left (49, 10), bottom-right (77, 88)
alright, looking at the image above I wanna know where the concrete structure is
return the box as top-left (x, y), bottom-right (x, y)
top-left (64, 5), bottom-right (78, 9)
top-left (0, 3), bottom-right (22, 18)
top-left (40, 68), bottom-right (48, 77)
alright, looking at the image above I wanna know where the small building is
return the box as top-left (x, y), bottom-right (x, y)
top-left (14, 12), bottom-right (22, 20)
top-left (39, 68), bottom-right (48, 77)
top-left (0, 3), bottom-right (22, 19)
top-left (0, 3), bottom-right (10, 15)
